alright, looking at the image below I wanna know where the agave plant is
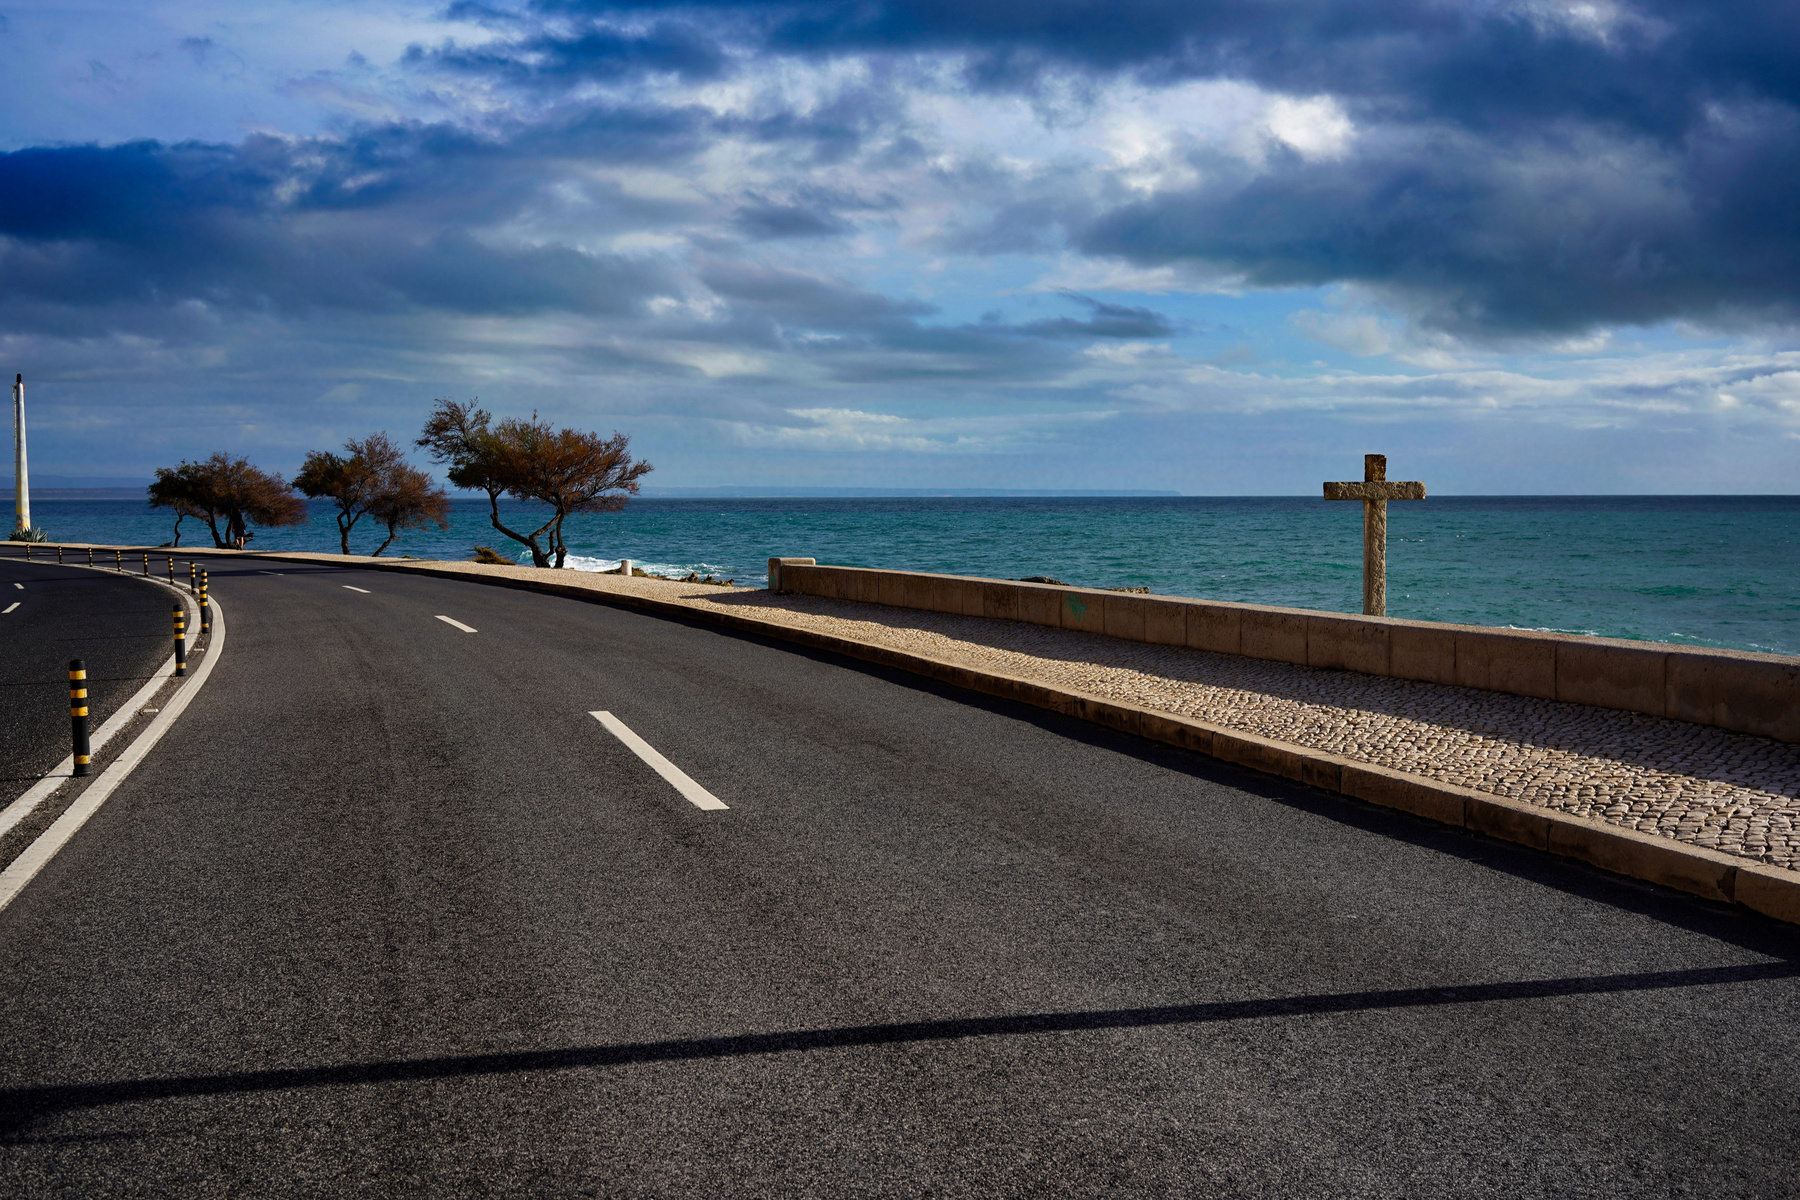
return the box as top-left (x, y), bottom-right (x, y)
top-left (9, 524), bottom-right (48, 543)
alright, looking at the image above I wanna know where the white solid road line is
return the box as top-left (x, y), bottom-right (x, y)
top-left (590, 711), bottom-right (729, 811)
top-left (0, 590), bottom-right (222, 912)
top-left (435, 615), bottom-right (477, 633)
top-left (0, 651), bottom-right (178, 843)
top-left (12, 583), bottom-right (21, 589)
top-left (2, 602), bottom-right (17, 614)
top-left (343, 585), bottom-right (371, 593)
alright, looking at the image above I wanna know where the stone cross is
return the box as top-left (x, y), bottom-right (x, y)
top-left (1323, 453), bottom-right (1425, 617)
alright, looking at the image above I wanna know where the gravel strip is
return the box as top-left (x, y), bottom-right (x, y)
top-left (437, 565), bottom-right (1800, 872)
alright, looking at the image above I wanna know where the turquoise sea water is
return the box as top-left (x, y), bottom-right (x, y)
top-left (21, 495), bottom-right (1800, 656)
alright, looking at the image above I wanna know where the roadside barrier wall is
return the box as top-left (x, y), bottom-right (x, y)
top-left (767, 559), bottom-right (1800, 744)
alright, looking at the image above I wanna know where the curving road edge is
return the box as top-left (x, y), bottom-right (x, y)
top-left (0, 588), bottom-right (225, 915)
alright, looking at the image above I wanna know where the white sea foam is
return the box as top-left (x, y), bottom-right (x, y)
top-left (558, 552), bottom-right (750, 581)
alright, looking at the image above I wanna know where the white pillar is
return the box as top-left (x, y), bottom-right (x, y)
top-left (619, 559), bottom-right (633, 576)
top-left (11, 375), bottom-right (27, 537)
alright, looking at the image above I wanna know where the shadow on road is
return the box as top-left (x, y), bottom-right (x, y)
top-left (1, 960), bottom-right (1793, 1134)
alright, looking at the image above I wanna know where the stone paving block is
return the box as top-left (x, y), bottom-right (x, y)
top-left (1141, 599), bottom-right (1187, 646)
top-left (1341, 763), bottom-right (1466, 825)
top-left (1016, 583), bottom-right (1062, 627)
top-left (1060, 589), bottom-right (1105, 634)
top-left (1387, 622), bottom-right (1458, 685)
top-left (1075, 696), bottom-right (1142, 737)
top-left (870, 570), bottom-right (908, 608)
top-left (1455, 629), bottom-right (1559, 700)
top-left (1103, 594), bottom-right (1148, 642)
top-left (1465, 794), bottom-right (1552, 851)
top-left (1241, 609), bottom-right (1307, 665)
top-left (1557, 640), bottom-right (1667, 716)
top-left (1546, 819), bottom-right (1737, 902)
top-left (1735, 864), bottom-right (1800, 924)
top-left (1213, 729), bottom-right (1306, 782)
top-left (1308, 614), bottom-right (1390, 675)
top-left (1140, 711), bottom-right (1215, 757)
top-left (956, 577), bottom-right (991, 618)
top-left (1666, 650), bottom-right (1800, 743)
top-left (1301, 755), bottom-right (1345, 792)
top-left (1187, 603), bottom-right (1242, 654)
top-left (981, 581), bottom-right (1021, 622)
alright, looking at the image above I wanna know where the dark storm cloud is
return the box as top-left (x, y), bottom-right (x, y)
top-left (0, 125), bottom-right (683, 327)
top-left (538, 0), bottom-right (1800, 137)
top-left (445, 0), bottom-right (1800, 337)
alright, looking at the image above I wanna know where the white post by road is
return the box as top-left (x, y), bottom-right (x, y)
top-left (11, 374), bottom-right (27, 537)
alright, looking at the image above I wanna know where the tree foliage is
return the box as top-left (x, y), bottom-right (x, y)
top-left (368, 460), bottom-right (452, 557)
top-left (418, 399), bottom-right (651, 568)
top-left (148, 453), bottom-right (306, 548)
top-left (294, 432), bottom-right (447, 555)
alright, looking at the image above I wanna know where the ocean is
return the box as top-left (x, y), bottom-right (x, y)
top-left (18, 494), bottom-right (1799, 656)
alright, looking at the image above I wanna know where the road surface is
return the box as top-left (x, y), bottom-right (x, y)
top-left (0, 554), bottom-right (174, 806)
top-left (0, 554), bottom-right (1794, 1197)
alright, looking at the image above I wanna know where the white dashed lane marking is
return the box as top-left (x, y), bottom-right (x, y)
top-left (590, 711), bottom-right (728, 811)
top-left (435, 615), bottom-right (477, 633)
top-left (343, 586), bottom-right (370, 593)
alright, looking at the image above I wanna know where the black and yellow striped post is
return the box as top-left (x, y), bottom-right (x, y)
top-left (167, 557), bottom-right (174, 584)
top-left (173, 605), bottom-right (187, 677)
top-left (114, 550), bottom-right (121, 572)
top-left (142, 552), bottom-right (150, 576)
top-left (56, 545), bottom-right (63, 564)
top-left (69, 660), bottom-right (92, 778)
top-left (188, 562), bottom-right (197, 595)
top-left (86, 547), bottom-right (93, 566)
top-left (199, 570), bottom-right (210, 632)
top-left (24, 543), bottom-right (30, 561)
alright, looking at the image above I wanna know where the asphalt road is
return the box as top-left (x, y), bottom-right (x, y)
top-left (0, 557), bottom-right (1795, 1197)
top-left (0, 553), bottom-right (176, 804)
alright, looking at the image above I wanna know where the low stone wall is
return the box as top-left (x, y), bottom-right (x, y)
top-left (767, 558), bottom-right (1800, 743)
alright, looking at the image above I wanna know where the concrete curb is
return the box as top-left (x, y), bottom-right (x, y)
top-left (50, 543), bottom-right (1800, 926)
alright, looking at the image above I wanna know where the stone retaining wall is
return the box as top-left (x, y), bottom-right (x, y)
top-left (768, 559), bottom-right (1800, 743)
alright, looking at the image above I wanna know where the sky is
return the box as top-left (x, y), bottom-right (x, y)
top-left (2, 0), bottom-right (1798, 494)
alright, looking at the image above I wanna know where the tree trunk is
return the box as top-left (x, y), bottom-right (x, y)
top-left (204, 512), bottom-right (226, 548)
top-left (484, 489), bottom-right (551, 567)
top-left (171, 513), bottom-right (184, 548)
top-left (337, 510), bottom-right (355, 555)
top-left (371, 521), bottom-right (398, 557)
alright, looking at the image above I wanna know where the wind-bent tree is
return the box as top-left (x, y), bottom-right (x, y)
top-left (146, 463), bottom-right (206, 546)
top-left (417, 399), bottom-right (651, 568)
top-left (492, 415), bottom-right (653, 568)
top-left (148, 454), bottom-right (306, 548)
top-left (367, 461), bottom-right (451, 556)
top-left (294, 433), bottom-right (406, 554)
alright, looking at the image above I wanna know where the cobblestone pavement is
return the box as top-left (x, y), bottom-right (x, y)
top-left (451, 565), bottom-right (1800, 871)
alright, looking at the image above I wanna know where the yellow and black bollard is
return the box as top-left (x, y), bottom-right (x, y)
top-left (199, 571), bottom-right (210, 632)
top-left (86, 547), bottom-right (93, 566)
top-left (188, 562), bottom-right (196, 595)
top-left (114, 550), bottom-right (121, 571)
top-left (143, 552), bottom-right (150, 576)
top-left (69, 660), bottom-right (92, 777)
top-left (167, 557), bottom-right (174, 584)
top-left (173, 605), bottom-right (187, 677)
top-left (56, 545), bottom-right (63, 564)
top-left (24, 543), bottom-right (30, 561)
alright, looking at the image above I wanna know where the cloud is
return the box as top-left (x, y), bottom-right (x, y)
top-left (1016, 293), bottom-right (1174, 339)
